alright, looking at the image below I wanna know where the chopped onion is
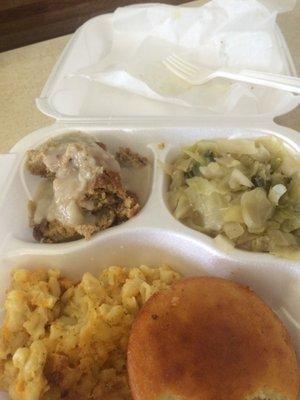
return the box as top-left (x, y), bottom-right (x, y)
top-left (200, 162), bottom-right (224, 179)
top-left (223, 222), bottom-right (244, 239)
top-left (268, 184), bottom-right (287, 205)
top-left (228, 169), bottom-right (253, 190)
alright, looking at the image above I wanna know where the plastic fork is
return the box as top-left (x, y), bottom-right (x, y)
top-left (163, 54), bottom-right (300, 94)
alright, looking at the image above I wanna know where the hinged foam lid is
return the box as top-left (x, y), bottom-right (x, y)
top-left (36, 3), bottom-right (300, 126)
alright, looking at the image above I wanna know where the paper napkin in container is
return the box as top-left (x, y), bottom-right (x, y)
top-left (68, 0), bottom-right (297, 115)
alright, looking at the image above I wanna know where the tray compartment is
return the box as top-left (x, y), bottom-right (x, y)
top-left (0, 227), bottom-right (299, 356)
top-left (0, 128), bottom-right (154, 247)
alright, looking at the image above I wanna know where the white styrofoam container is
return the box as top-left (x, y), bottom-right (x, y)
top-left (0, 4), bottom-right (300, 399)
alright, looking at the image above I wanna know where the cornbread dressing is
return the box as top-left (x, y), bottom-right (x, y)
top-left (26, 133), bottom-right (150, 243)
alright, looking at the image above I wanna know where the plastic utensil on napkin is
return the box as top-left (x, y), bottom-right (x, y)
top-left (66, 0), bottom-right (298, 114)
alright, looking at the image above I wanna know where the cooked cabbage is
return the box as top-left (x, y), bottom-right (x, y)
top-left (167, 136), bottom-right (300, 257)
top-left (241, 188), bottom-right (274, 233)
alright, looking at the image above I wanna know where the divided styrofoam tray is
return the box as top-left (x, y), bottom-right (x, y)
top-left (0, 123), bottom-right (299, 362)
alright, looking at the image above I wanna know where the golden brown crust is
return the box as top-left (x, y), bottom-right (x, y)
top-left (128, 277), bottom-right (300, 400)
top-left (26, 148), bottom-right (55, 178)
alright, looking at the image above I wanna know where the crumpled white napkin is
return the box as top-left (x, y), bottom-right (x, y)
top-left (69, 0), bottom-right (296, 114)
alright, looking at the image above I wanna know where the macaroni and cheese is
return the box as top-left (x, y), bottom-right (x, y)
top-left (0, 265), bottom-right (180, 400)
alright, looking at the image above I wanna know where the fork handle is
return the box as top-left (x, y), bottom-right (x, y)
top-left (218, 69), bottom-right (300, 94)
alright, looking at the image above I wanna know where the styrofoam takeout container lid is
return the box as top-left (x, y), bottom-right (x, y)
top-left (35, 1), bottom-right (300, 124)
top-left (0, 3), bottom-right (300, 399)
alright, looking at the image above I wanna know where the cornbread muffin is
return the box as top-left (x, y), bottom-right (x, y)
top-left (0, 265), bottom-right (180, 400)
top-left (128, 277), bottom-right (299, 400)
top-left (26, 133), bottom-right (148, 243)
